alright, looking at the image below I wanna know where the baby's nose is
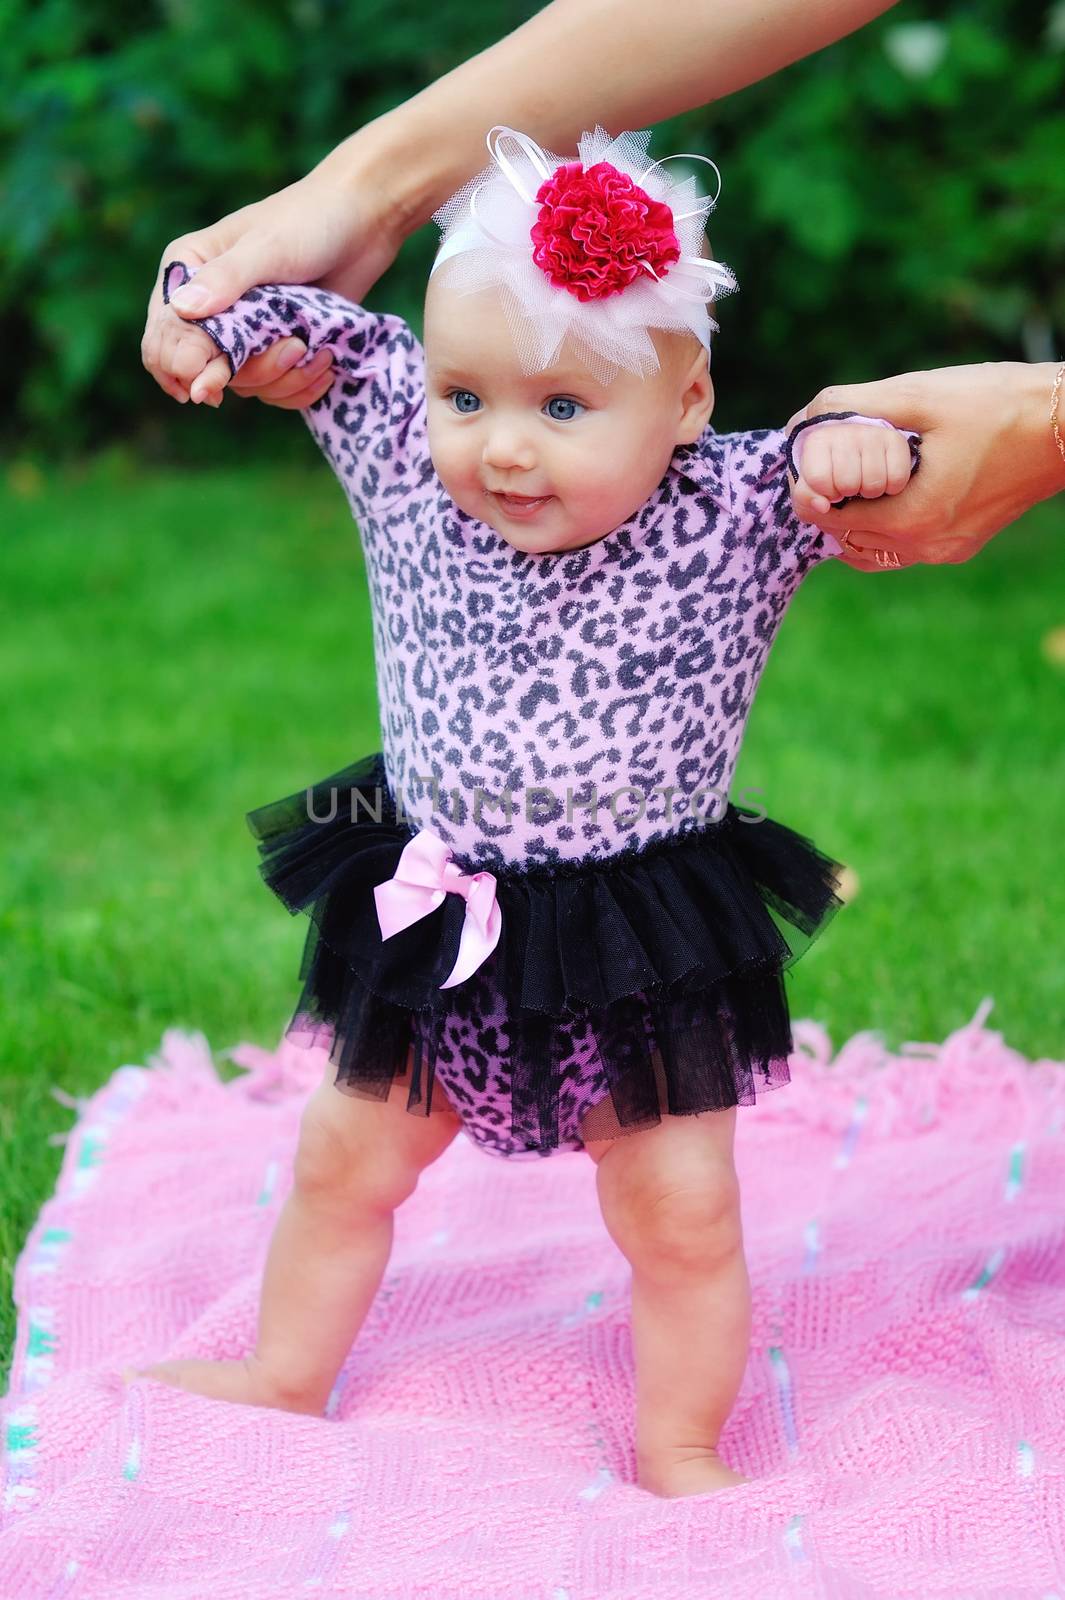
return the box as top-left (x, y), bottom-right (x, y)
top-left (482, 427), bottom-right (537, 472)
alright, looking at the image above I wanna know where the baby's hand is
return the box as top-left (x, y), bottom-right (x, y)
top-left (187, 334), bottom-right (234, 407)
top-left (157, 303), bottom-right (322, 409)
top-left (156, 308), bottom-right (233, 408)
top-left (789, 421), bottom-right (915, 521)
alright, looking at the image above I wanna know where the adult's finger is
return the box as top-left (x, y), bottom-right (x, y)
top-left (805, 491), bottom-right (932, 555)
top-left (165, 230), bottom-right (286, 320)
top-left (798, 375), bottom-right (932, 433)
top-left (230, 346), bottom-right (337, 408)
top-left (228, 339), bottom-right (313, 396)
top-left (789, 471), bottom-right (909, 539)
top-left (237, 369), bottom-right (337, 412)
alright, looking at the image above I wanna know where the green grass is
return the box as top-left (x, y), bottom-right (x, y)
top-left (2, 451), bottom-right (1064, 1386)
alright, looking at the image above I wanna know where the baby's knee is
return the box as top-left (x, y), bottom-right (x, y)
top-left (293, 1088), bottom-right (421, 1215)
top-left (598, 1150), bottom-right (742, 1274)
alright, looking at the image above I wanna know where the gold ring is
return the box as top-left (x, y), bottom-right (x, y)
top-left (840, 530), bottom-right (901, 568)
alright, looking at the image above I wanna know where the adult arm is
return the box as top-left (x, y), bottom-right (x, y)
top-left (143, 0), bottom-right (899, 406)
top-left (369, 0), bottom-right (901, 238)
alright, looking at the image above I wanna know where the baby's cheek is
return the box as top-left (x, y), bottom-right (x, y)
top-left (567, 469), bottom-right (624, 523)
top-left (598, 440), bottom-right (662, 510)
top-left (427, 432), bottom-right (469, 498)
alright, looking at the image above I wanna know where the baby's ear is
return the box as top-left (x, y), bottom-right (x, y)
top-left (675, 363), bottom-right (715, 445)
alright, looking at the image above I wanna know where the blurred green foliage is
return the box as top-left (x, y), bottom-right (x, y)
top-left (2, 0), bottom-right (1063, 451)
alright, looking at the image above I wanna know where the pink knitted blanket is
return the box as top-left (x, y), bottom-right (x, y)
top-left (3, 998), bottom-right (1064, 1597)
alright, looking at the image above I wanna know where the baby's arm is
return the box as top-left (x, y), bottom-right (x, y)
top-left (722, 413), bottom-right (922, 579)
top-left (160, 261), bottom-right (429, 521)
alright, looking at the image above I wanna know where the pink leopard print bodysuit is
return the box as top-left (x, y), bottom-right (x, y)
top-left (163, 263), bottom-right (901, 873)
top-left (162, 262), bottom-right (916, 1158)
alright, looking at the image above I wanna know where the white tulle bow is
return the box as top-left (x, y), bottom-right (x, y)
top-left (428, 124), bottom-right (738, 384)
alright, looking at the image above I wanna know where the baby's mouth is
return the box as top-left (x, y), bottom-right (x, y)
top-left (492, 491), bottom-right (554, 517)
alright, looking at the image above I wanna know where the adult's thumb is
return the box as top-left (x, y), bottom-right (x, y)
top-left (804, 373), bottom-right (931, 432)
top-left (167, 239), bottom-right (267, 317)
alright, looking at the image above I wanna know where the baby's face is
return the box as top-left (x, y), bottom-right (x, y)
top-left (424, 278), bottom-right (715, 554)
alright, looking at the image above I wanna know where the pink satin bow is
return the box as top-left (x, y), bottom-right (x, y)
top-left (373, 827), bottom-right (502, 989)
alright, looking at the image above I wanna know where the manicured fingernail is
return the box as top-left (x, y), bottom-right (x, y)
top-left (171, 284), bottom-right (208, 312)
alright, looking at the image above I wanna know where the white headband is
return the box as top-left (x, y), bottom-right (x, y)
top-left (428, 124), bottom-right (738, 385)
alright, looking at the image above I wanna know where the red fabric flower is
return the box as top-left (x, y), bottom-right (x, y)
top-left (529, 160), bottom-right (680, 302)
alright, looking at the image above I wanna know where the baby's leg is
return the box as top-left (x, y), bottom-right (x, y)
top-left (125, 1049), bottom-right (462, 1415)
top-left (583, 1101), bottom-right (751, 1498)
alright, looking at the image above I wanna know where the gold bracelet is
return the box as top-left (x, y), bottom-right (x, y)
top-left (1052, 359), bottom-right (1065, 473)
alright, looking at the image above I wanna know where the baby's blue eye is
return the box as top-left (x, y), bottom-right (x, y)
top-left (446, 390), bottom-right (584, 420)
top-left (545, 397), bottom-right (583, 421)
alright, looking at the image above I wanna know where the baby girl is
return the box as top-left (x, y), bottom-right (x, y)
top-left (125, 126), bottom-right (920, 1498)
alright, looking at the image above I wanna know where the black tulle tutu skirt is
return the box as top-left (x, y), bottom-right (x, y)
top-left (246, 752), bottom-right (847, 1157)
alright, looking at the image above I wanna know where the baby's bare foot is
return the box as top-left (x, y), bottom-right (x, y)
top-left (638, 1447), bottom-right (750, 1498)
top-left (121, 1356), bottom-right (324, 1416)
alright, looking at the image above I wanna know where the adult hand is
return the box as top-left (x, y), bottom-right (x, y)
top-left (786, 362), bottom-right (1065, 571)
top-left (141, 138), bottom-right (405, 410)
